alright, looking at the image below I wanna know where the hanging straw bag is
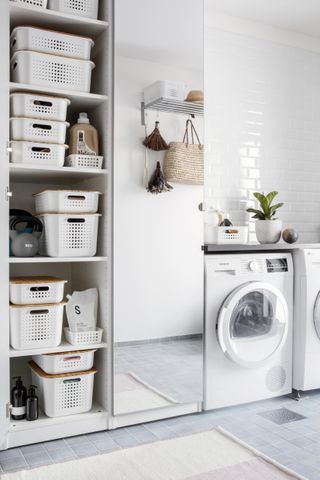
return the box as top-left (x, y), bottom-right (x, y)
top-left (164, 119), bottom-right (203, 185)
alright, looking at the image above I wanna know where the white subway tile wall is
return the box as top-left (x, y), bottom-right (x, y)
top-left (204, 27), bottom-right (320, 242)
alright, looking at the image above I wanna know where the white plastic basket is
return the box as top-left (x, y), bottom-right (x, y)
top-left (65, 154), bottom-right (103, 170)
top-left (10, 118), bottom-right (69, 144)
top-left (11, 27), bottom-right (94, 61)
top-left (34, 190), bottom-right (100, 214)
top-left (143, 81), bottom-right (189, 105)
top-left (10, 141), bottom-right (67, 167)
top-left (38, 213), bottom-right (100, 257)
top-left (32, 349), bottom-right (96, 374)
top-left (11, 51), bottom-right (95, 93)
top-left (10, 302), bottom-right (65, 350)
top-left (65, 327), bottom-right (103, 346)
top-left (30, 361), bottom-right (97, 417)
top-left (12, 0), bottom-right (48, 8)
top-left (10, 93), bottom-right (70, 122)
top-left (48, 0), bottom-right (99, 20)
top-left (10, 276), bottom-right (67, 305)
top-left (214, 226), bottom-right (249, 245)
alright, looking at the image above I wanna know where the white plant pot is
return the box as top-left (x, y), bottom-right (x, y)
top-left (255, 219), bottom-right (282, 244)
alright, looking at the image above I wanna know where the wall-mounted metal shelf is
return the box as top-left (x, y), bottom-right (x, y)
top-left (141, 98), bottom-right (204, 125)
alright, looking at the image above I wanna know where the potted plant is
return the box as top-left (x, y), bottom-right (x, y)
top-left (246, 191), bottom-right (283, 244)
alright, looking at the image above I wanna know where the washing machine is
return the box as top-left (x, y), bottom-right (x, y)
top-left (204, 252), bottom-right (293, 410)
top-left (293, 248), bottom-right (320, 393)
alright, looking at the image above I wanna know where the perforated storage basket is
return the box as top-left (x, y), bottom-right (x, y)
top-left (10, 118), bottom-right (69, 144)
top-left (11, 27), bottom-right (94, 61)
top-left (214, 226), bottom-right (249, 245)
top-left (38, 213), bottom-right (100, 257)
top-left (10, 302), bottom-right (65, 350)
top-left (65, 154), bottom-right (103, 169)
top-left (29, 361), bottom-right (97, 417)
top-left (10, 276), bottom-right (67, 305)
top-left (11, 141), bottom-right (67, 167)
top-left (48, 0), bottom-right (99, 20)
top-left (32, 349), bottom-right (96, 374)
top-left (12, 0), bottom-right (47, 8)
top-left (10, 93), bottom-right (70, 122)
top-left (34, 190), bottom-right (100, 214)
top-left (64, 327), bottom-right (103, 346)
top-left (143, 81), bottom-right (189, 104)
top-left (11, 51), bottom-right (95, 93)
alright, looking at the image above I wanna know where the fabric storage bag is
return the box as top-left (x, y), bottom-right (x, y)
top-left (164, 119), bottom-right (204, 185)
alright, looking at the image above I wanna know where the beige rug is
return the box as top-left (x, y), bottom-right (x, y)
top-left (1, 428), bottom-right (306, 480)
top-left (114, 372), bottom-right (177, 414)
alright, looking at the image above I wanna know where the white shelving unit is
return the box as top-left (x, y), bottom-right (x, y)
top-left (0, 0), bottom-right (114, 450)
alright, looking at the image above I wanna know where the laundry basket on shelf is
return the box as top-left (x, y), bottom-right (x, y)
top-left (10, 276), bottom-right (67, 305)
top-left (48, 0), bottom-right (99, 20)
top-left (10, 93), bottom-right (70, 122)
top-left (32, 349), bottom-right (96, 374)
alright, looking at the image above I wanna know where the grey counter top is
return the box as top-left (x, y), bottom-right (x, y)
top-left (203, 243), bottom-right (320, 253)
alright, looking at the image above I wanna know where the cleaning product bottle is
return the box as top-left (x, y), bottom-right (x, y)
top-left (11, 376), bottom-right (27, 420)
top-left (26, 385), bottom-right (39, 421)
top-left (69, 113), bottom-right (99, 156)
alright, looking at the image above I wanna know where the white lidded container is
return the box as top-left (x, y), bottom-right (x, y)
top-left (10, 302), bottom-right (65, 350)
top-left (10, 118), bottom-right (69, 144)
top-left (143, 81), bottom-right (189, 105)
top-left (11, 27), bottom-right (94, 61)
top-left (10, 141), bottom-right (67, 167)
top-left (10, 93), bottom-right (70, 122)
top-left (32, 349), bottom-right (96, 374)
top-left (48, 0), bottom-right (99, 20)
top-left (11, 51), bottom-right (95, 93)
top-left (34, 190), bottom-right (101, 214)
top-left (10, 276), bottom-right (67, 305)
top-left (38, 213), bottom-right (101, 257)
top-left (65, 154), bottom-right (103, 170)
top-left (12, 0), bottom-right (48, 8)
top-left (64, 327), bottom-right (103, 346)
top-left (29, 360), bottom-right (97, 417)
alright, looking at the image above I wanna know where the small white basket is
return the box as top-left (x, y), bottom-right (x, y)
top-left (32, 349), bottom-right (96, 374)
top-left (30, 361), bottom-right (97, 417)
top-left (10, 141), bottom-right (67, 167)
top-left (10, 276), bottom-right (67, 305)
top-left (215, 226), bottom-right (249, 245)
top-left (11, 51), bottom-right (95, 93)
top-left (34, 190), bottom-right (101, 214)
top-left (10, 93), bottom-right (70, 122)
top-left (48, 0), bottom-right (99, 19)
top-left (11, 27), bottom-right (94, 61)
top-left (10, 302), bottom-right (65, 350)
top-left (143, 81), bottom-right (189, 105)
top-left (65, 154), bottom-right (104, 170)
top-left (65, 327), bottom-right (103, 346)
top-left (38, 213), bottom-right (100, 257)
top-left (12, 0), bottom-right (48, 8)
top-left (10, 118), bottom-right (69, 144)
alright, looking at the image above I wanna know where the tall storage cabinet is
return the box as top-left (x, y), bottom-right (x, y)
top-left (0, 0), bottom-right (114, 449)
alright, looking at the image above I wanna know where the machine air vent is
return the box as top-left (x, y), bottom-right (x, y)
top-left (266, 365), bottom-right (286, 392)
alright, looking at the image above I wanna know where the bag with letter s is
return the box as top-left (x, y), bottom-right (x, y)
top-left (66, 288), bottom-right (98, 332)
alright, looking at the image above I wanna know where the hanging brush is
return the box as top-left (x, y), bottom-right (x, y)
top-left (147, 161), bottom-right (173, 194)
top-left (143, 121), bottom-right (169, 151)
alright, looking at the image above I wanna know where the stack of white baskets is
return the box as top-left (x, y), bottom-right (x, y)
top-left (13, 0), bottom-right (100, 21)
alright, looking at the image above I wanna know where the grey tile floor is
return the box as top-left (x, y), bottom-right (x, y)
top-left (114, 337), bottom-right (203, 404)
top-left (3, 392), bottom-right (320, 478)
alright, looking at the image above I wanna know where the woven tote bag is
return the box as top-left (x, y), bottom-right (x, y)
top-left (164, 119), bottom-right (203, 185)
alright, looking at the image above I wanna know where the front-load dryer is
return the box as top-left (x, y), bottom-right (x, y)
top-left (293, 249), bottom-right (320, 393)
top-left (204, 252), bottom-right (293, 410)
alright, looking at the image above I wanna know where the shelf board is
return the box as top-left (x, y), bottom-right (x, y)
top-left (9, 2), bottom-right (109, 38)
top-left (9, 341), bottom-right (107, 358)
top-left (10, 83), bottom-right (108, 110)
top-left (10, 256), bottom-right (108, 264)
top-left (10, 163), bottom-right (107, 184)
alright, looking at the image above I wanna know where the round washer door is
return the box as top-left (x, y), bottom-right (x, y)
top-left (314, 292), bottom-right (320, 339)
top-left (217, 281), bottom-right (289, 369)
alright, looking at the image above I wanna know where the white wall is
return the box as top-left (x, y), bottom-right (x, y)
top-left (204, 9), bottom-right (320, 242)
top-left (113, 55), bottom-right (203, 342)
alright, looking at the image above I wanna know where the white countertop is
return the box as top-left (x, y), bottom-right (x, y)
top-left (203, 243), bottom-right (320, 252)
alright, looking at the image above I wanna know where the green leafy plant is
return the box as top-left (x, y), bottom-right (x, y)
top-left (246, 191), bottom-right (283, 220)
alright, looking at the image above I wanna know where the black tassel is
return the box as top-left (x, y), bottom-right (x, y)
top-left (147, 161), bottom-right (173, 194)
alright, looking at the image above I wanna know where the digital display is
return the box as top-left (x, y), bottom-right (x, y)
top-left (266, 258), bottom-right (288, 272)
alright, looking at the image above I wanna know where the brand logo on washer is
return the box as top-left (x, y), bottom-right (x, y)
top-left (219, 263), bottom-right (230, 265)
